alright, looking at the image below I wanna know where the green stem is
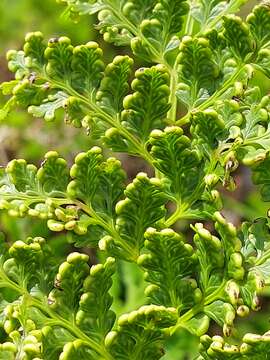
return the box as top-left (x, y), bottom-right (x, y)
top-left (176, 67), bottom-right (244, 126)
top-left (167, 64), bottom-right (179, 123)
top-left (170, 280), bottom-right (226, 335)
top-left (1, 194), bottom-right (72, 206)
top-left (1, 191), bottom-right (137, 261)
top-left (98, 1), bottom-right (180, 132)
top-left (105, 2), bottom-right (164, 63)
top-left (32, 298), bottom-right (113, 359)
top-left (92, 103), bottom-right (154, 166)
top-left (198, 0), bottom-right (250, 34)
top-left (255, 249), bottom-right (270, 267)
top-left (74, 201), bottom-right (138, 261)
top-left (164, 167), bottom-right (210, 227)
top-left (165, 203), bottom-right (186, 227)
top-left (0, 268), bottom-right (113, 360)
top-left (51, 79), bottom-right (155, 166)
top-left (204, 281), bottom-right (227, 305)
top-left (184, 10), bottom-right (195, 36)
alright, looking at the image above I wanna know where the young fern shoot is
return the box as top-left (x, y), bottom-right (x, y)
top-left (1, 0), bottom-right (270, 358)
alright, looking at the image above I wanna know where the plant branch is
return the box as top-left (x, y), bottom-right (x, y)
top-left (49, 79), bottom-right (155, 166)
top-left (176, 66), bottom-right (245, 126)
top-left (0, 267), bottom-right (113, 360)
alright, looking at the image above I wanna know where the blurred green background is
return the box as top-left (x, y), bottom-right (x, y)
top-left (0, 1), bottom-right (270, 359)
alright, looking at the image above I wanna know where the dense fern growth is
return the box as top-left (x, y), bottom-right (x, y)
top-left (1, 0), bottom-right (270, 358)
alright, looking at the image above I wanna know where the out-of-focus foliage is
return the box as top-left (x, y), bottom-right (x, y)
top-left (0, 0), bottom-right (92, 53)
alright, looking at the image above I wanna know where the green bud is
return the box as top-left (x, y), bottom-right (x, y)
top-left (90, 263), bottom-right (103, 277)
top-left (242, 149), bottom-right (267, 166)
top-left (55, 208), bottom-right (67, 222)
top-left (0, 200), bottom-right (10, 209)
top-left (260, 95), bottom-right (270, 108)
top-left (234, 81), bottom-right (243, 96)
top-left (145, 284), bottom-right (159, 296)
top-left (118, 313), bottom-right (129, 326)
top-left (4, 319), bottom-right (16, 334)
top-left (47, 219), bottom-right (65, 232)
top-left (229, 126), bottom-right (241, 139)
top-left (194, 288), bottom-right (203, 303)
top-left (230, 252), bottom-right (243, 267)
top-left (67, 252), bottom-right (88, 264)
top-left (232, 268), bottom-right (245, 281)
top-left (225, 308), bottom-right (235, 326)
top-left (259, 108), bottom-right (268, 122)
top-left (204, 174), bottom-right (219, 186)
top-left (64, 220), bottom-right (76, 230)
top-left (74, 224), bottom-right (88, 235)
top-left (252, 296), bottom-right (261, 311)
top-left (2, 342), bottom-right (16, 352)
top-left (8, 209), bottom-right (20, 217)
top-left (105, 331), bottom-right (118, 347)
top-left (210, 340), bottom-right (223, 351)
top-left (243, 332), bottom-right (262, 344)
top-left (137, 253), bottom-right (151, 266)
top-left (223, 323), bottom-right (233, 337)
top-left (99, 235), bottom-right (114, 251)
top-left (210, 190), bottom-right (223, 209)
top-left (23, 343), bottom-right (40, 355)
top-left (226, 280), bottom-right (240, 305)
top-left (237, 305), bottom-right (250, 317)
